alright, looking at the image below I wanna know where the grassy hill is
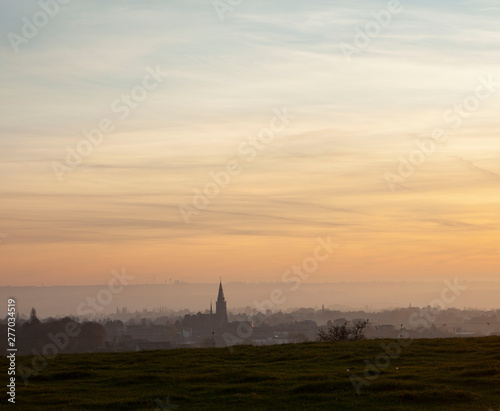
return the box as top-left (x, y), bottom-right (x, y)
top-left (3, 336), bottom-right (500, 410)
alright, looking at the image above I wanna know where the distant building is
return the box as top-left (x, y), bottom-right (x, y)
top-left (180, 280), bottom-right (229, 334)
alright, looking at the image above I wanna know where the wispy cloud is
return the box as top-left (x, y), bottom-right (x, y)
top-left (1, 0), bottom-right (499, 284)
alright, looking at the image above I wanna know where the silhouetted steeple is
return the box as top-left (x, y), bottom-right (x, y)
top-left (217, 280), bottom-right (225, 302)
top-left (215, 279), bottom-right (228, 325)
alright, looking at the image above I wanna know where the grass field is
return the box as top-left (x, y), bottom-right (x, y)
top-left (3, 336), bottom-right (500, 410)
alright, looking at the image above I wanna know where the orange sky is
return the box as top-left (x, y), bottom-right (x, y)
top-left (1, 1), bottom-right (499, 286)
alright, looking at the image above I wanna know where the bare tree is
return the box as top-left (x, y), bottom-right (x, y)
top-left (318, 320), bottom-right (369, 342)
top-left (350, 320), bottom-right (369, 341)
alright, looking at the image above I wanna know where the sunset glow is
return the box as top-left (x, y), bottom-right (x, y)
top-left (1, 0), bottom-right (499, 286)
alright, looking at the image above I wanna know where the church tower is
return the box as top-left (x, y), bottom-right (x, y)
top-left (215, 280), bottom-right (228, 326)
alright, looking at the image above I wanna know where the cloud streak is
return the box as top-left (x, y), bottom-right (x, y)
top-left (0, 1), bottom-right (499, 284)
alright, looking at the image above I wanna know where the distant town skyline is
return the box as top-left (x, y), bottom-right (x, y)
top-left (1, 1), bottom-right (499, 286)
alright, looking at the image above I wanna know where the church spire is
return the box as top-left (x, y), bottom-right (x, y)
top-left (217, 279), bottom-right (225, 302)
top-left (215, 279), bottom-right (228, 325)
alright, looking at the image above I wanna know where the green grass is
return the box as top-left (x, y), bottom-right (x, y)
top-left (2, 337), bottom-right (500, 410)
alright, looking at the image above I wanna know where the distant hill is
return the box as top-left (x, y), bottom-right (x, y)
top-left (2, 281), bottom-right (500, 318)
top-left (7, 336), bottom-right (500, 410)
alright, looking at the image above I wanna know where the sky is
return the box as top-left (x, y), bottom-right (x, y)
top-left (0, 0), bottom-right (499, 286)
